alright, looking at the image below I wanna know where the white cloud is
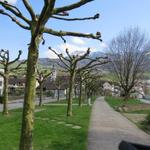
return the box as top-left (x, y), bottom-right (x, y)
top-left (43, 42), bottom-right (107, 59)
top-left (99, 42), bottom-right (108, 49)
top-left (71, 37), bottom-right (85, 45)
top-left (0, 0), bottom-right (17, 4)
top-left (58, 43), bottom-right (94, 55)
top-left (44, 49), bottom-right (58, 59)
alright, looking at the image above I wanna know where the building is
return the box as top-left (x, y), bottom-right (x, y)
top-left (41, 75), bottom-right (69, 98)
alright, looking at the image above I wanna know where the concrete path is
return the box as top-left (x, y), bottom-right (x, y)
top-left (88, 97), bottom-right (150, 150)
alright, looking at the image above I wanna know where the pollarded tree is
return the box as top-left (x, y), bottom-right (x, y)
top-left (77, 68), bottom-right (101, 106)
top-left (49, 47), bottom-right (108, 116)
top-left (108, 28), bottom-right (150, 101)
top-left (85, 74), bottom-right (102, 98)
top-left (0, 49), bottom-right (25, 115)
top-left (0, 1), bottom-right (101, 149)
top-left (54, 75), bottom-right (69, 101)
top-left (36, 68), bottom-right (52, 106)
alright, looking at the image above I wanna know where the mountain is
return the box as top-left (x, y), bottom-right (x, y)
top-left (90, 51), bottom-right (106, 58)
top-left (38, 58), bottom-right (59, 67)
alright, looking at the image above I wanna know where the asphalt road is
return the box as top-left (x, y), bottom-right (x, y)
top-left (0, 97), bottom-right (62, 112)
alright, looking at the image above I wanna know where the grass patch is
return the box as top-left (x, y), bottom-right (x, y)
top-left (105, 96), bottom-right (141, 108)
top-left (0, 104), bottom-right (91, 150)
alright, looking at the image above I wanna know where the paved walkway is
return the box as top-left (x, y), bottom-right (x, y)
top-left (88, 97), bottom-right (150, 150)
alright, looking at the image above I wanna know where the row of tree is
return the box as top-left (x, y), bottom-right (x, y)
top-left (0, 1), bottom-right (102, 149)
top-left (49, 47), bottom-right (107, 116)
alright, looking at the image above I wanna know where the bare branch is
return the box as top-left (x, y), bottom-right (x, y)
top-left (52, 13), bottom-right (99, 21)
top-left (9, 50), bottom-right (22, 65)
top-left (0, 1), bottom-right (30, 24)
top-left (54, 0), bottom-right (94, 14)
top-left (10, 60), bottom-right (26, 72)
top-left (0, 10), bottom-right (30, 29)
top-left (22, 0), bottom-right (36, 20)
top-left (48, 47), bottom-right (70, 69)
top-left (44, 28), bottom-right (102, 41)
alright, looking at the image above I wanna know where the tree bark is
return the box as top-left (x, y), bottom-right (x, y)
top-left (84, 85), bottom-right (87, 103)
top-left (66, 88), bottom-right (68, 101)
top-left (67, 72), bottom-right (75, 116)
top-left (57, 89), bottom-right (60, 101)
top-left (2, 74), bottom-right (9, 115)
top-left (78, 80), bottom-right (82, 107)
top-left (19, 37), bottom-right (40, 150)
top-left (39, 83), bottom-right (43, 106)
top-left (122, 90), bottom-right (130, 107)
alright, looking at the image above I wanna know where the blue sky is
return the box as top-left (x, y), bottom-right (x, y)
top-left (0, 0), bottom-right (150, 59)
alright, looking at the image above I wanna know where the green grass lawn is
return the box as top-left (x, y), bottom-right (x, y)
top-left (105, 96), bottom-right (142, 108)
top-left (0, 104), bottom-right (91, 150)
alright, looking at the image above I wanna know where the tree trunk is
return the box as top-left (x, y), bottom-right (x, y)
top-left (2, 74), bottom-right (9, 115)
top-left (39, 83), bottom-right (43, 106)
top-left (123, 90), bottom-right (130, 107)
top-left (67, 72), bottom-right (75, 116)
top-left (57, 89), bottom-right (60, 101)
top-left (19, 38), bottom-right (40, 150)
top-left (74, 86), bottom-right (77, 98)
top-left (84, 85), bottom-right (88, 103)
top-left (66, 88), bottom-right (68, 101)
top-left (78, 80), bottom-right (82, 107)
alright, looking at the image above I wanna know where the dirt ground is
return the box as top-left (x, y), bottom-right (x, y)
top-left (123, 113), bottom-right (147, 123)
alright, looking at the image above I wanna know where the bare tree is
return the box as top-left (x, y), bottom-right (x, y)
top-left (49, 47), bottom-right (108, 116)
top-left (0, 1), bottom-right (102, 149)
top-left (76, 68), bottom-right (97, 106)
top-left (54, 76), bottom-right (68, 101)
top-left (82, 69), bottom-right (102, 103)
top-left (108, 28), bottom-right (150, 101)
top-left (0, 49), bottom-right (24, 115)
top-left (36, 68), bottom-right (52, 106)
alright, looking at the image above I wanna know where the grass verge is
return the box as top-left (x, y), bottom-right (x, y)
top-left (105, 96), bottom-right (142, 108)
top-left (105, 96), bottom-right (150, 134)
